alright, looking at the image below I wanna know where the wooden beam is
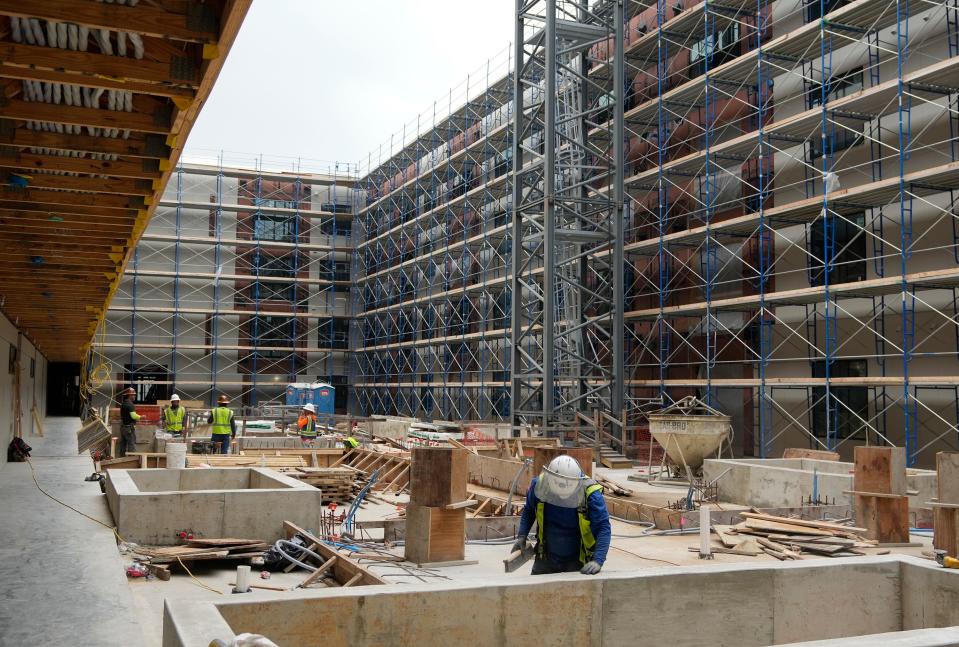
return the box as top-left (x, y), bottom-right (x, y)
top-left (0, 60), bottom-right (195, 102)
top-left (0, 0), bottom-right (220, 44)
top-left (283, 521), bottom-right (386, 587)
top-left (0, 41), bottom-right (199, 88)
top-left (1, 172), bottom-right (152, 196)
top-left (0, 187), bottom-right (145, 210)
top-left (0, 98), bottom-right (172, 135)
top-left (0, 203), bottom-right (140, 219)
top-left (0, 152), bottom-right (161, 180)
top-left (0, 126), bottom-right (169, 159)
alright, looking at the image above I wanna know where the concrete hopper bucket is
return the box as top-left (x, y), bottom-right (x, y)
top-left (648, 396), bottom-right (732, 480)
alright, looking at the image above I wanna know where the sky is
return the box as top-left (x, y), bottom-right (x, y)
top-left (185, 1), bottom-right (515, 174)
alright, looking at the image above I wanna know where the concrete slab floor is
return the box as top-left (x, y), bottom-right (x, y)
top-left (0, 417), bottom-right (144, 647)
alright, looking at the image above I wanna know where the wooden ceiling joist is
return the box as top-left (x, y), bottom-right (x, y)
top-left (0, 0), bottom-right (252, 360)
top-left (0, 127), bottom-right (170, 159)
top-left (0, 187), bottom-right (146, 210)
top-left (0, 98), bottom-right (173, 135)
top-left (0, 41), bottom-right (199, 87)
top-left (1, 173), bottom-right (152, 197)
top-left (0, 1), bottom-right (220, 45)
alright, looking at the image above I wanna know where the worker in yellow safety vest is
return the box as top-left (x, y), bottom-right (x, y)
top-left (342, 436), bottom-right (359, 450)
top-left (510, 455), bottom-right (611, 575)
top-left (206, 394), bottom-right (235, 454)
top-left (163, 394), bottom-right (185, 436)
top-left (298, 403), bottom-right (317, 444)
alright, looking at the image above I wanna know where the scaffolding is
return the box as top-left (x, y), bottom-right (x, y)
top-left (89, 0), bottom-right (959, 466)
top-left (353, 48), bottom-right (515, 423)
top-left (354, 0), bottom-right (959, 466)
top-left (90, 154), bottom-right (356, 408)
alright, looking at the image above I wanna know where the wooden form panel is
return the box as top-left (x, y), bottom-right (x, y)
top-left (409, 446), bottom-right (467, 507)
top-left (933, 452), bottom-right (959, 558)
top-left (853, 446), bottom-right (909, 543)
top-left (403, 505), bottom-right (466, 564)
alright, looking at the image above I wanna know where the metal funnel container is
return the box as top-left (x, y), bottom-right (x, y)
top-left (648, 396), bottom-right (732, 474)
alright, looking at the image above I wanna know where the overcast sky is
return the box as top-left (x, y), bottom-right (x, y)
top-left (184, 1), bottom-right (514, 174)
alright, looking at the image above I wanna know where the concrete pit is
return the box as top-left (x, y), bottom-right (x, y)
top-left (106, 467), bottom-right (323, 545)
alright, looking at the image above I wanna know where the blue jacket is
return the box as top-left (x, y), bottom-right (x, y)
top-left (517, 476), bottom-right (612, 565)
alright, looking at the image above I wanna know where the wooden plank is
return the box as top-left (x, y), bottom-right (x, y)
top-left (856, 493), bottom-right (910, 543)
top-left (445, 500), bottom-right (478, 510)
top-left (298, 555), bottom-right (337, 589)
top-left (783, 448), bottom-right (840, 461)
top-left (1, 127), bottom-right (169, 159)
top-left (738, 512), bottom-right (867, 534)
top-left (743, 519), bottom-right (835, 537)
top-left (0, 0), bottom-right (218, 44)
top-left (0, 98), bottom-right (171, 135)
top-left (854, 446), bottom-right (906, 496)
top-left (283, 521), bottom-right (385, 587)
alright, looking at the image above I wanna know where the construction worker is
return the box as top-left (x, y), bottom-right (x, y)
top-left (342, 435), bottom-right (359, 450)
top-left (118, 387), bottom-right (139, 457)
top-left (206, 394), bottom-right (236, 454)
top-left (511, 454), bottom-right (611, 575)
top-left (163, 394), bottom-right (185, 436)
top-left (297, 403), bottom-right (317, 445)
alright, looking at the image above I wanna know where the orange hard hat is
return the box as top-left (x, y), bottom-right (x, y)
top-left (217, 394), bottom-right (230, 404)
top-left (122, 387), bottom-right (136, 397)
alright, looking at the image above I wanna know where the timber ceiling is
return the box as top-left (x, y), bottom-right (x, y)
top-left (0, 0), bottom-right (251, 361)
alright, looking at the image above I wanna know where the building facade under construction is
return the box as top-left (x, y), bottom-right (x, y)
top-left (94, 0), bottom-right (959, 467)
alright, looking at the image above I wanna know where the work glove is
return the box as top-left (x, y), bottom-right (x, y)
top-left (580, 560), bottom-right (602, 575)
top-left (510, 538), bottom-right (526, 554)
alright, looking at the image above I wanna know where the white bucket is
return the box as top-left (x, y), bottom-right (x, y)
top-left (166, 441), bottom-right (187, 469)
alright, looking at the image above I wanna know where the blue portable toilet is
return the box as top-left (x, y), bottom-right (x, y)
top-left (312, 383), bottom-right (335, 417)
top-left (285, 382), bottom-right (335, 417)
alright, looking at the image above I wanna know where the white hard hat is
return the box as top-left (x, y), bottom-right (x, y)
top-left (548, 454), bottom-right (583, 478)
top-left (302, 403), bottom-right (315, 413)
top-left (170, 394), bottom-right (181, 402)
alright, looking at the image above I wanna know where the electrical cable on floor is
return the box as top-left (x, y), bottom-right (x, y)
top-left (26, 457), bottom-right (223, 595)
top-left (175, 556), bottom-right (223, 595)
top-left (610, 545), bottom-right (680, 567)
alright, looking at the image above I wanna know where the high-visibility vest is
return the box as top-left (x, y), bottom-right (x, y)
top-left (298, 414), bottom-right (316, 437)
top-left (535, 482), bottom-right (604, 566)
top-left (211, 406), bottom-right (233, 435)
top-left (344, 436), bottom-right (359, 448)
top-left (164, 406), bottom-right (185, 432)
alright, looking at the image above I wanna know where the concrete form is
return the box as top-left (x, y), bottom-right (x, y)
top-left (106, 467), bottom-right (322, 545)
top-left (164, 556), bottom-right (959, 647)
top-left (704, 458), bottom-right (936, 514)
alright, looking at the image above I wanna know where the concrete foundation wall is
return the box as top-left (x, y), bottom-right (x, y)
top-left (704, 458), bottom-right (936, 511)
top-left (106, 468), bottom-right (321, 544)
top-left (164, 557), bottom-right (959, 647)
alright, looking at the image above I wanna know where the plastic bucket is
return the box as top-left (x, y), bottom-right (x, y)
top-left (166, 441), bottom-right (187, 469)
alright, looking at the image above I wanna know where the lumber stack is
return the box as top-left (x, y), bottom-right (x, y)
top-left (706, 512), bottom-right (875, 560)
top-left (134, 538), bottom-right (269, 565)
top-left (184, 455), bottom-right (306, 469)
top-left (77, 416), bottom-right (112, 454)
top-left (285, 467), bottom-right (357, 502)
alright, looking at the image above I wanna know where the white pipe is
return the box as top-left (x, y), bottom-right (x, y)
top-left (78, 26), bottom-right (89, 51)
top-left (67, 24), bottom-right (78, 50)
top-left (56, 22), bottom-right (67, 49)
top-left (235, 565), bottom-right (250, 593)
top-left (699, 506), bottom-right (712, 559)
top-left (22, 18), bottom-right (35, 44)
top-left (117, 31), bottom-right (127, 57)
top-left (11, 17), bottom-right (22, 43)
